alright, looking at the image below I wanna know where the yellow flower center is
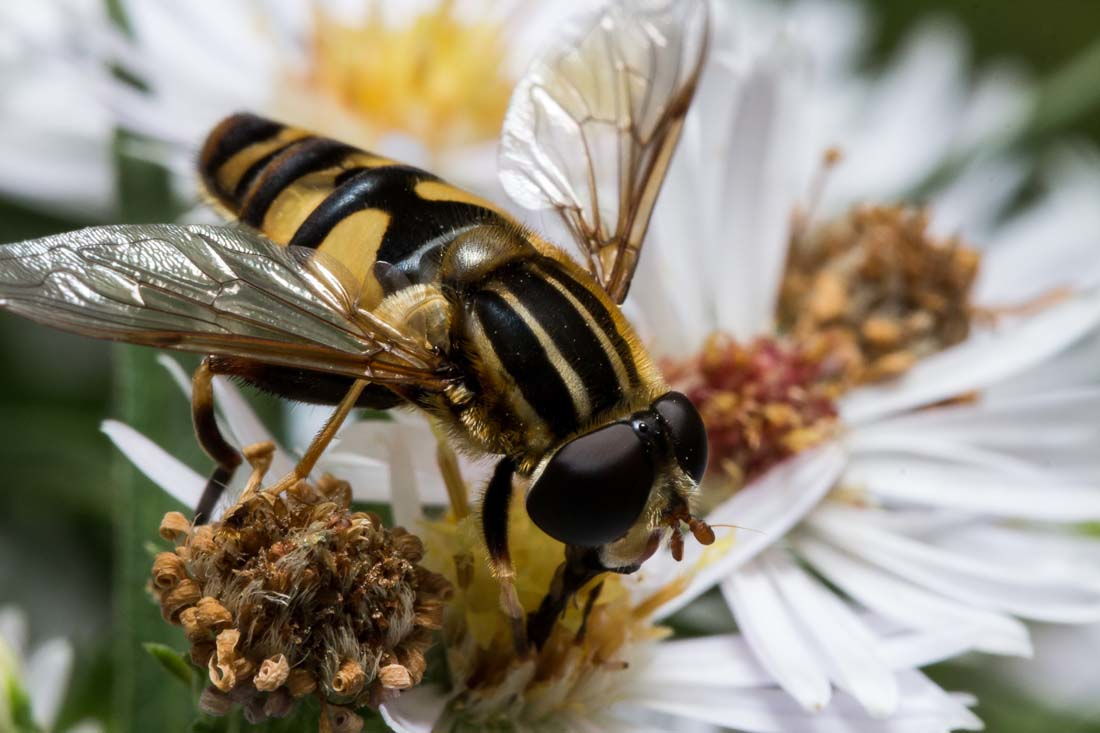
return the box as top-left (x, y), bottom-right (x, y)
top-left (280, 2), bottom-right (514, 153)
top-left (419, 494), bottom-right (669, 731)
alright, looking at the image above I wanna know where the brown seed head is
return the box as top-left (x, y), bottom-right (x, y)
top-left (149, 444), bottom-right (452, 728)
top-left (779, 203), bottom-right (980, 390)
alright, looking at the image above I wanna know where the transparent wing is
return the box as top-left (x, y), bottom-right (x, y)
top-left (499, 0), bottom-right (708, 303)
top-left (0, 223), bottom-right (449, 387)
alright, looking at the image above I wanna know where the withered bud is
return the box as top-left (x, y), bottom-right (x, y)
top-left (209, 628), bottom-right (242, 692)
top-left (161, 578), bottom-right (201, 623)
top-left (180, 597), bottom-right (233, 642)
top-left (149, 442), bottom-right (452, 729)
top-left (327, 706), bottom-right (364, 733)
top-left (198, 686), bottom-right (234, 716)
top-left (331, 659), bottom-right (367, 697)
top-left (287, 668), bottom-right (318, 698)
top-left (159, 511), bottom-right (191, 542)
top-left (379, 664), bottom-right (413, 690)
top-left (151, 552), bottom-right (186, 590)
top-left (254, 654), bottom-right (290, 692)
top-left (262, 688), bottom-right (294, 719)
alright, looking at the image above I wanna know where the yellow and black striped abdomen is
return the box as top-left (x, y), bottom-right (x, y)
top-left (462, 256), bottom-right (655, 447)
top-left (199, 113), bottom-right (510, 304)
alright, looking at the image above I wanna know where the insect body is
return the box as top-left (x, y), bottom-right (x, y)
top-left (0, 0), bottom-right (710, 646)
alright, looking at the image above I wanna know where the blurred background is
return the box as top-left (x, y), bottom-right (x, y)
top-left (1, 0), bottom-right (1099, 731)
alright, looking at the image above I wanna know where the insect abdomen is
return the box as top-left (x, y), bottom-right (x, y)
top-left (199, 113), bottom-right (508, 297)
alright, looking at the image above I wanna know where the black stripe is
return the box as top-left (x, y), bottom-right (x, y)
top-left (239, 138), bottom-right (355, 228)
top-left (201, 113), bottom-right (283, 174)
top-left (540, 261), bottom-right (641, 386)
top-left (503, 263), bottom-right (624, 416)
top-left (287, 165), bottom-right (500, 258)
top-left (474, 289), bottom-right (578, 437)
top-left (231, 135), bottom-right (316, 203)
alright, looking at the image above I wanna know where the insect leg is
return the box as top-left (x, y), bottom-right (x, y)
top-left (527, 545), bottom-right (604, 649)
top-left (574, 579), bottom-right (605, 643)
top-left (192, 357), bottom-right (242, 525)
top-left (482, 457), bottom-right (528, 656)
top-left (265, 379), bottom-right (369, 494)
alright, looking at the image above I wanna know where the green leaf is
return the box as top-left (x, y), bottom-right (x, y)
top-left (111, 344), bottom-right (205, 733)
top-left (5, 675), bottom-right (42, 733)
top-left (143, 643), bottom-right (194, 688)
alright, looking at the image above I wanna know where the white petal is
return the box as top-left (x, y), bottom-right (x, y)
top-left (823, 19), bottom-right (969, 209)
top-left (877, 624), bottom-right (987, 671)
top-left (929, 155), bottom-right (1027, 243)
top-left (380, 685), bottom-right (450, 733)
top-left (101, 420), bottom-right (206, 508)
top-left (846, 455), bottom-right (1100, 522)
top-left (839, 292), bottom-right (1100, 425)
top-left (0, 607), bottom-right (28, 660)
top-left (633, 669), bottom-right (981, 732)
top-left (631, 444), bottom-right (846, 619)
top-left (385, 428), bottom-right (423, 527)
top-left (861, 388), bottom-right (1100, 454)
top-left (25, 638), bottom-right (73, 730)
top-left (976, 146), bottom-right (1100, 304)
top-left (761, 551), bottom-right (899, 717)
top-left (635, 633), bottom-right (772, 689)
top-left (709, 39), bottom-right (808, 340)
top-left (847, 428), bottom-right (1048, 481)
top-left (316, 452), bottom-right (391, 502)
top-left (722, 556), bottom-right (832, 712)
top-left (796, 533), bottom-right (1032, 656)
top-left (156, 355), bottom-right (295, 479)
top-left (810, 505), bottom-right (1100, 623)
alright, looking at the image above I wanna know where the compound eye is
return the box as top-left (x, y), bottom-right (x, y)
top-left (526, 423), bottom-right (654, 547)
top-left (654, 391), bottom-right (708, 482)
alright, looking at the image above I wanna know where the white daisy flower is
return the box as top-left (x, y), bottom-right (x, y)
top-left (614, 0), bottom-right (1100, 722)
top-left (0, 606), bottom-right (102, 733)
top-left (0, 0), bottom-right (115, 217)
top-left (375, 448), bottom-right (984, 733)
top-left (88, 0), bottom-right (585, 201)
top-left (104, 368), bottom-right (981, 732)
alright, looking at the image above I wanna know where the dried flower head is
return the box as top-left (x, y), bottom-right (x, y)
top-left (779, 204), bottom-right (981, 388)
top-left (664, 333), bottom-right (840, 492)
top-left (151, 442), bottom-right (452, 729)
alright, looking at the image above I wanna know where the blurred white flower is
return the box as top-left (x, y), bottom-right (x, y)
top-left (616, 0), bottom-right (1100, 724)
top-left (1002, 613), bottom-right (1100, 714)
top-left (93, 0), bottom-right (585, 201)
top-left (0, 0), bottom-right (114, 217)
top-left (0, 607), bottom-right (101, 733)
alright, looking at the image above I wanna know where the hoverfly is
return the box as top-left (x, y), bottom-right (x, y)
top-left (0, 0), bottom-right (710, 646)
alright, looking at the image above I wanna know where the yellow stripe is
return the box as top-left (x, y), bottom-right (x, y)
top-left (415, 180), bottom-right (509, 216)
top-left (259, 169), bottom-right (341, 244)
top-left (492, 285), bottom-right (593, 421)
top-left (315, 208), bottom-right (391, 310)
top-left (214, 128), bottom-right (310, 196)
top-left (467, 309), bottom-right (549, 450)
top-left (539, 271), bottom-right (632, 392)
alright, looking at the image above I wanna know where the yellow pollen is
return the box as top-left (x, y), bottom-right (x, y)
top-left (419, 490), bottom-right (666, 729)
top-left (779, 203), bottom-right (982, 389)
top-left (285, 2), bottom-right (514, 152)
